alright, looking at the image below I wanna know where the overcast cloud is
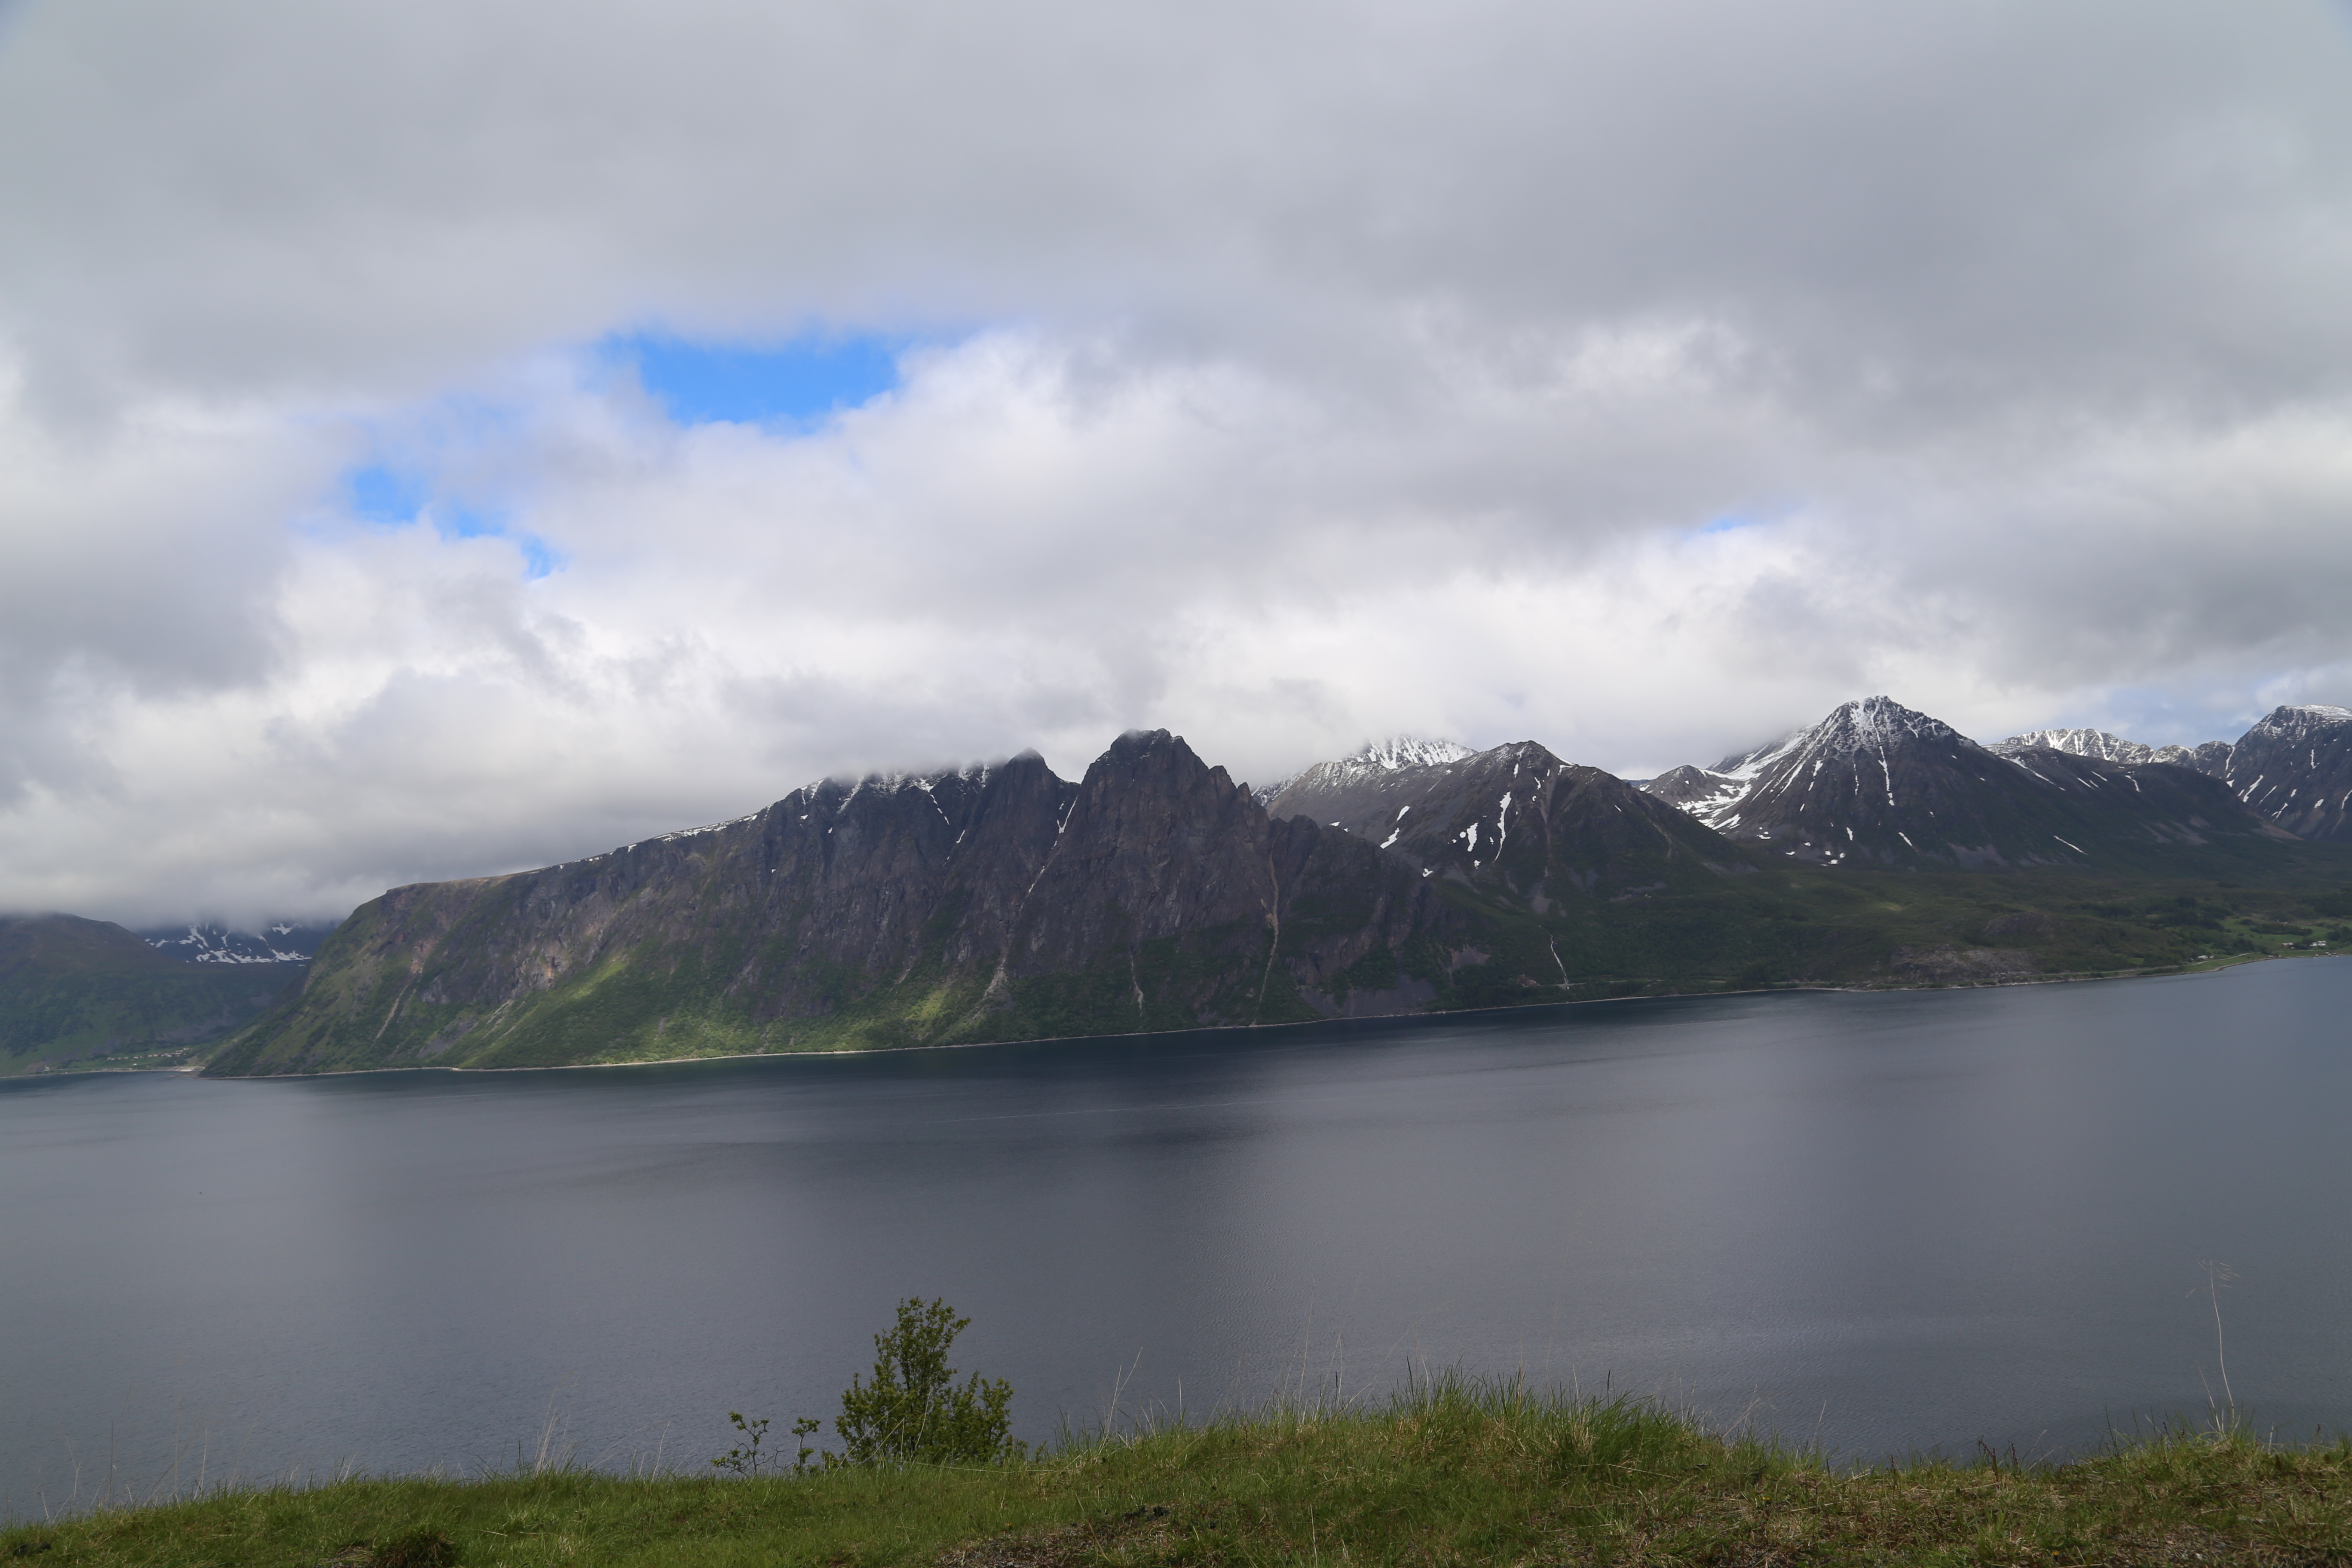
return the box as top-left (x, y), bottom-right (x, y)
top-left (3, 0), bottom-right (2351, 925)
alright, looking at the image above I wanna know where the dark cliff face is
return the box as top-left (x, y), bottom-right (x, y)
top-left (207, 733), bottom-right (1473, 1075)
top-left (2226, 705), bottom-right (2352, 842)
top-left (1009, 730), bottom-right (1276, 976)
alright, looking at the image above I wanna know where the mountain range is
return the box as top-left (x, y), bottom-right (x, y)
top-left (0, 915), bottom-right (306, 1075)
top-left (1642, 702), bottom-right (2350, 850)
top-left (1636, 697), bottom-right (2309, 870)
top-left (136, 921), bottom-right (337, 965)
top-left (199, 695), bottom-right (2352, 1077)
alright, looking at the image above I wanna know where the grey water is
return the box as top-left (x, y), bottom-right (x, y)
top-left (6, 958), bottom-right (2352, 1516)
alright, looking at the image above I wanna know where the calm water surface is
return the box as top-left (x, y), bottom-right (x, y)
top-left (6, 959), bottom-right (2351, 1514)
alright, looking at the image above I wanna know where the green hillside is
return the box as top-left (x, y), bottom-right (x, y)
top-left (0, 914), bottom-right (303, 1076)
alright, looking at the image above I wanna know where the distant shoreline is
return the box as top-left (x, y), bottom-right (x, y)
top-left (189, 949), bottom-right (2343, 1082)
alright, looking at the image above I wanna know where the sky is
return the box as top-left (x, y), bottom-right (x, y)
top-left (4, 0), bottom-right (2352, 927)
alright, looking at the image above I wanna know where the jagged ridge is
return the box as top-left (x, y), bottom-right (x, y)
top-left (208, 733), bottom-right (1486, 1075)
top-left (1642, 696), bottom-right (2290, 869)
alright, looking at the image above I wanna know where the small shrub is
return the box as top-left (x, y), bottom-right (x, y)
top-left (710, 1411), bottom-right (771, 1476)
top-left (829, 1297), bottom-right (1021, 1467)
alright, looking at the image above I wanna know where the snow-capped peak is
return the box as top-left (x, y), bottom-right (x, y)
top-left (139, 920), bottom-right (329, 964)
top-left (1654, 698), bottom-right (1972, 830)
top-left (1258, 735), bottom-right (1477, 809)
top-left (2236, 704), bottom-right (2352, 747)
top-left (1343, 735), bottom-right (1476, 771)
top-left (1996, 728), bottom-right (2154, 764)
top-left (1805, 696), bottom-right (1966, 759)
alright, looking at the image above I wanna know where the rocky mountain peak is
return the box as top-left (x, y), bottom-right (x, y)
top-left (1257, 735), bottom-right (1475, 809)
top-left (1997, 728), bottom-right (2154, 765)
top-left (2224, 704), bottom-right (2352, 841)
top-left (2242, 704), bottom-right (2352, 741)
top-left (1808, 696), bottom-right (1970, 760)
top-left (1646, 695), bottom-right (2280, 868)
top-left (1346, 735), bottom-right (1477, 771)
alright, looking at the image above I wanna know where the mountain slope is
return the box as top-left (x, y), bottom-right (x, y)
top-left (1995, 727), bottom-right (2241, 781)
top-left (1268, 739), bottom-right (1752, 900)
top-left (1, 915), bottom-right (300, 1075)
top-left (208, 733), bottom-right (1483, 1075)
top-left (1994, 705), bottom-right (2352, 838)
top-left (2225, 704), bottom-right (2352, 842)
top-left (2152, 741), bottom-right (2234, 777)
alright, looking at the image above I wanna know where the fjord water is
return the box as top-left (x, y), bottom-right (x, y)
top-left (6, 960), bottom-right (2351, 1515)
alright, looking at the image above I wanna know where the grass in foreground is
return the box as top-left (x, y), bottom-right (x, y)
top-left (9, 1382), bottom-right (2352, 1567)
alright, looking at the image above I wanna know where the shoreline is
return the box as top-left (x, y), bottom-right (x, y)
top-left (187, 948), bottom-right (2344, 1083)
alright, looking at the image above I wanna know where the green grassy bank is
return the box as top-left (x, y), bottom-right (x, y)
top-left (11, 1383), bottom-right (2352, 1567)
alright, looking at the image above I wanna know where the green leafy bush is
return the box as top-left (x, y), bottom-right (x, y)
top-left (827, 1297), bottom-right (1021, 1467)
top-left (720, 1296), bottom-right (1023, 1476)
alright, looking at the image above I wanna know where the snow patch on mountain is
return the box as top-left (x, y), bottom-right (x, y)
top-left (1257, 735), bottom-right (1475, 806)
top-left (140, 921), bottom-right (334, 964)
top-left (1804, 695), bottom-right (1968, 760)
top-left (1996, 728), bottom-right (2154, 764)
top-left (1646, 698), bottom-right (1963, 829)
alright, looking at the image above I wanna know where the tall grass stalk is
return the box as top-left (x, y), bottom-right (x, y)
top-left (2199, 1258), bottom-right (2239, 1424)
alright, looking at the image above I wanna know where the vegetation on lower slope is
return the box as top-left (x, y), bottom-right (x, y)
top-left (200, 854), bottom-right (2352, 1076)
top-left (0, 914), bottom-right (302, 1077)
top-left (1424, 860), bottom-right (2352, 1005)
top-left (11, 1382), bottom-right (2352, 1566)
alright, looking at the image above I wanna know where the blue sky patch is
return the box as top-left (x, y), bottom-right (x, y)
top-left (346, 464), bottom-right (427, 524)
top-left (608, 331), bottom-right (903, 426)
top-left (339, 462), bottom-right (559, 578)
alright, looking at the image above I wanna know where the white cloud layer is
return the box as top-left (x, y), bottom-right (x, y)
top-left (3, 0), bottom-right (2351, 924)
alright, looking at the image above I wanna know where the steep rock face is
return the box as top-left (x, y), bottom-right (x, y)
top-left (1268, 740), bottom-right (1752, 902)
top-left (1010, 732), bottom-right (1275, 975)
top-left (1646, 697), bottom-right (2285, 869)
top-left (208, 733), bottom-right (1465, 1075)
top-left (2225, 704), bottom-right (2352, 841)
top-left (1999, 729), bottom-right (2153, 764)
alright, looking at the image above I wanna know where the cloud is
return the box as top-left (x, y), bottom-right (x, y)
top-left (1, 0), bottom-right (2350, 922)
